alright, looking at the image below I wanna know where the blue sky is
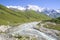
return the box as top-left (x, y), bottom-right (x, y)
top-left (0, 0), bottom-right (60, 9)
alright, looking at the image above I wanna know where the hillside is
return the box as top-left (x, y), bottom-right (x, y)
top-left (0, 4), bottom-right (51, 25)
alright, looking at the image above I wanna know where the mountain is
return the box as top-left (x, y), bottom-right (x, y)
top-left (0, 4), bottom-right (51, 25)
top-left (7, 5), bottom-right (60, 18)
top-left (42, 9), bottom-right (60, 18)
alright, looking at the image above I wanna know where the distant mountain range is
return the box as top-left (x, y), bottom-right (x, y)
top-left (7, 5), bottom-right (60, 18)
top-left (41, 9), bottom-right (60, 18)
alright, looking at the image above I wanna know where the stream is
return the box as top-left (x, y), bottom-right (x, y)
top-left (6, 22), bottom-right (58, 40)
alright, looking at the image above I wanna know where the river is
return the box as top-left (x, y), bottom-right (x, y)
top-left (6, 22), bottom-right (58, 40)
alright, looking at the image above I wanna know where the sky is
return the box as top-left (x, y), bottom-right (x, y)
top-left (0, 0), bottom-right (60, 9)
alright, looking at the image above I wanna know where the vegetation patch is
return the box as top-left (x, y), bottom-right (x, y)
top-left (43, 23), bottom-right (60, 31)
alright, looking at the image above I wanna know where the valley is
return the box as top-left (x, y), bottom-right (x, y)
top-left (0, 4), bottom-right (60, 40)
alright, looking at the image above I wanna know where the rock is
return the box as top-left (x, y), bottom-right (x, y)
top-left (0, 25), bottom-right (11, 32)
top-left (0, 34), bottom-right (17, 40)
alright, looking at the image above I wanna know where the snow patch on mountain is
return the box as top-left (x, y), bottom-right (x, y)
top-left (56, 10), bottom-right (60, 13)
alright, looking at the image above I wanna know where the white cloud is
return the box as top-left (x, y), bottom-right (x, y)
top-left (6, 5), bottom-right (45, 12)
top-left (6, 6), bottom-right (26, 10)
